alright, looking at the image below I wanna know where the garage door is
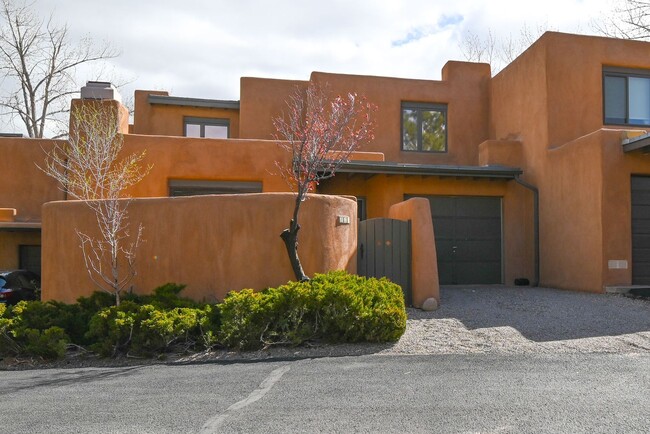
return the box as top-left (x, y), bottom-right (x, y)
top-left (631, 176), bottom-right (650, 284)
top-left (408, 195), bottom-right (503, 285)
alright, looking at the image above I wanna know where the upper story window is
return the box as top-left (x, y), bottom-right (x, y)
top-left (401, 102), bottom-right (447, 153)
top-left (603, 68), bottom-right (650, 126)
top-left (184, 117), bottom-right (229, 138)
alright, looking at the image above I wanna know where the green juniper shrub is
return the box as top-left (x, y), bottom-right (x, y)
top-left (0, 301), bottom-right (71, 359)
top-left (20, 326), bottom-right (69, 359)
top-left (197, 304), bottom-right (222, 349)
top-left (134, 305), bottom-right (203, 355)
top-left (86, 302), bottom-right (221, 357)
top-left (86, 301), bottom-right (143, 357)
top-left (218, 271), bottom-right (407, 350)
top-left (123, 283), bottom-right (202, 309)
top-left (218, 289), bottom-right (266, 350)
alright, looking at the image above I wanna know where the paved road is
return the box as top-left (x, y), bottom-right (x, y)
top-left (2, 353), bottom-right (649, 433)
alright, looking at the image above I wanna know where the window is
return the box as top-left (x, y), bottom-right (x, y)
top-left (169, 180), bottom-right (262, 196)
top-left (603, 68), bottom-right (650, 125)
top-left (401, 102), bottom-right (447, 152)
top-left (19, 245), bottom-right (41, 275)
top-left (184, 117), bottom-right (229, 138)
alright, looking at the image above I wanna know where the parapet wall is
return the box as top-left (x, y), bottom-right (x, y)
top-left (41, 193), bottom-right (357, 303)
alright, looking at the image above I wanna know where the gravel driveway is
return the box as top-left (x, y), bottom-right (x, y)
top-left (390, 286), bottom-right (650, 355)
top-left (178, 285), bottom-right (650, 363)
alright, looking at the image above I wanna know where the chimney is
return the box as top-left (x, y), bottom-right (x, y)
top-left (80, 81), bottom-right (122, 103)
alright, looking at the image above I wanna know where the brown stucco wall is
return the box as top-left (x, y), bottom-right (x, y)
top-left (489, 32), bottom-right (650, 292)
top-left (41, 193), bottom-right (357, 303)
top-left (388, 198), bottom-right (439, 307)
top-left (0, 138), bottom-right (63, 221)
top-left (239, 63), bottom-right (490, 166)
top-left (310, 66), bottom-right (490, 165)
top-left (600, 130), bottom-right (650, 288)
top-left (239, 78), bottom-right (307, 140)
top-left (121, 134), bottom-right (292, 198)
top-left (478, 140), bottom-right (523, 168)
top-left (131, 90), bottom-right (240, 138)
top-left (0, 232), bottom-right (40, 270)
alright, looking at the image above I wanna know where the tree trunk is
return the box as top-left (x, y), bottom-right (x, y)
top-left (280, 218), bottom-right (309, 282)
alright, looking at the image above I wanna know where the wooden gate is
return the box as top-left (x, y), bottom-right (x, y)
top-left (357, 218), bottom-right (412, 305)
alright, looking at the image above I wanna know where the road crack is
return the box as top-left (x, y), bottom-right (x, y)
top-left (199, 364), bottom-right (291, 433)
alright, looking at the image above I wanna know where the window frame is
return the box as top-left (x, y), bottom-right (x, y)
top-left (602, 67), bottom-right (650, 127)
top-left (168, 179), bottom-right (262, 196)
top-left (183, 116), bottom-right (230, 138)
top-left (400, 102), bottom-right (448, 153)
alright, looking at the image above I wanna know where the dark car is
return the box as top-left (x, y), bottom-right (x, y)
top-left (0, 270), bottom-right (41, 305)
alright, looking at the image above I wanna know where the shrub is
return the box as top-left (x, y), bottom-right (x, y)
top-left (218, 271), bottom-right (407, 350)
top-left (86, 302), bottom-right (221, 357)
top-left (122, 283), bottom-right (202, 309)
top-left (0, 301), bottom-right (71, 359)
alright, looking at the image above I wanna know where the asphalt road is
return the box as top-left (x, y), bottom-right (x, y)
top-left (2, 353), bottom-right (649, 433)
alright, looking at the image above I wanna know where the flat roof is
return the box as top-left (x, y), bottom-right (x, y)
top-left (331, 161), bottom-right (523, 179)
top-left (622, 132), bottom-right (650, 153)
top-left (148, 94), bottom-right (240, 110)
top-left (0, 222), bottom-right (41, 232)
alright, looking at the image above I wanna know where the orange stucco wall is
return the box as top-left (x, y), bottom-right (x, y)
top-left (239, 63), bottom-right (491, 166)
top-left (239, 77), bottom-right (307, 140)
top-left (320, 174), bottom-right (535, 285)
top-left (388, 198), bottom-right (439, 307)
top-left (0, 138), bottom-right (63, 221)
top-left (121, 134), bottom-right (292, 198)
top-left (489, 32), bottom-right (650, 292)
top-left (600, 130), bottom-right (650, 288)
top-left (132, 90), bottom-right (240, 138)
top-left (0, 232), bottom-right (40, 270)
top-left (41, 193), bottom-right (357, 303)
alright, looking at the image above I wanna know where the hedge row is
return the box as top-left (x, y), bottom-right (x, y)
top-left (0, 271), bottom-right (407, 359)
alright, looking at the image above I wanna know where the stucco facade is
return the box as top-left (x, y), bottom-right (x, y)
top-left (2, 31), bottom-right (650, 302)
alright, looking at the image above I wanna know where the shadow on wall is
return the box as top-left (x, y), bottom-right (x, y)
top-left (429, 286), bottom-right (650, 341)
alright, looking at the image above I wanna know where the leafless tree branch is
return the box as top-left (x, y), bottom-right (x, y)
top-left (273, 83), bottom-right (375, 281)
top-left (41, 102), bottom-right (150, 305)
top-left (0, 0), bottom-right (118, 137)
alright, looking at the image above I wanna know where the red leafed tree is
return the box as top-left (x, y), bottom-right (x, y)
top-left (274, 82), bottom-right (375, 282)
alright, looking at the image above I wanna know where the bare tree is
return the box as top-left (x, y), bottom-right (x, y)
top-left (0, 0), bottom-right (117, 138)
top-left (42, 102), bottom-right (149, 305)
top-left (594, 0), bottom-right (650, 40)
top-left (459, 24), bottom-right (550, 74)
top-left (274, 83), bottom-right (375, 282)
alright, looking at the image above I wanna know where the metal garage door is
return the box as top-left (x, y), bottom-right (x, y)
top-left (409, 195), bottom-right (503, 285)
top-left (631, 176), bottom-right (650, 284)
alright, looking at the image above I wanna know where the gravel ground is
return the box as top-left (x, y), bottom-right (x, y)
top-left (2, 286), bottom-right (649, 370)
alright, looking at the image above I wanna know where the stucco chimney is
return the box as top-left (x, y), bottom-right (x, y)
top-left (80, 81), bottom-right (122, 103)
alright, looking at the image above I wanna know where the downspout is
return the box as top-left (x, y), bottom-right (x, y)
top-left (514, 175), bottom-right (539, 287)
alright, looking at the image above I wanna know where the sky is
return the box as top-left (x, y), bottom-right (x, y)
top-left (4, 0), bottom-right (616, 134)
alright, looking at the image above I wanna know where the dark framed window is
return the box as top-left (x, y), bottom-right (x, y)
top-left (19, 245), bottom-right (41, 275)
top-left (401, 102), bottom-right (447, 152)
top-left (184, 117), bottom-right (229, 138)
top-left (603, 67), bottom-right (650, 126)
top-left (169, 179), bottom-right (262, 196)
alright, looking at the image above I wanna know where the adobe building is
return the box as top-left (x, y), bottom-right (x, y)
top-left (2, 31), bottom-right (650, 303)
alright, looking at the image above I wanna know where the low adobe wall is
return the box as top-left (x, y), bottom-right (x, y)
top-left (41, 193), bottom-right (357, 303)
top-left (388, 198), bottom-right (439, 307)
